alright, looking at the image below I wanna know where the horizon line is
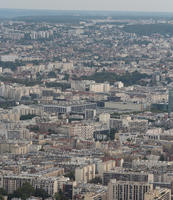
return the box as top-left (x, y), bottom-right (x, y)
top-left (0, 7), bottom-right (173, 14)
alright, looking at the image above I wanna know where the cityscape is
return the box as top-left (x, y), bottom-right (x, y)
top-left (1, 7), bottom-right (173, 200)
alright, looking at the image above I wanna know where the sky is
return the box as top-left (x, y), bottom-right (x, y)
top-left (0, 0), bottom-right (173, 13)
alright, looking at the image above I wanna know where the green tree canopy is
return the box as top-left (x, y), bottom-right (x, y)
top-left (12, 182), bottom-right (35, 200)
top-left (64, 170), bottom-right (75, 181)
top-left (54, 190), bottom-right (68, 200)
top-left (9, 183), bottom-right (50, 200)
top-left (0, 188), bottom-right (7, 196)
top-left (34, 188), bottom-right (50, 200)
top-left (48, 71), bottom-right (57, 78)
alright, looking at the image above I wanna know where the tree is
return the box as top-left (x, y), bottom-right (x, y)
top-left (143, 156), bottom-right (148, 160)
top-left (48, 129), bottom-right (56, 135)
top-left (79, 71), bottom-right (150, 86)
top-left (34, 188), bottom-right (50, 200)
top-left (54, 190), bottom-right (68, 200)
top-left (89, 177), bottom-right (102, 184)
top-left (122, 23), bottom-right (173, 36)
top-left (9, 183), bottom-right (50, 200)
top-left (109, 129), bottom-right (117, 140)
top-left (12, 183), bottom-right (35, 200)
top-left (48, 71), bottom-right (57, 78)
top-left (159, 154), bottom-right (165, 161)
top-left (64, 171), bottom-right (75, 181)
top-left (28, 125), bottom-right (39, 132)
top-left (63, 74), bottom-right (69, 81)
top-left (45, 82), bottom-right (71, 91)
top-left (0, 188), bottom-right (7, 196)
top-left (36, 72), bottom-right (42, 80)
top-left (39, 148), bottom-right (45, 152)
top-left (20, 114), bottom-right (36, 120)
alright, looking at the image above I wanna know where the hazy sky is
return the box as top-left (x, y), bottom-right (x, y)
top-left (0, 0), bottom-right (173, 12)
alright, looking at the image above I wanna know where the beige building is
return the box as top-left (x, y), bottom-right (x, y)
top-left (3, 175), bottom-right (67, 196)
top-left (0, 105), bottom-right (42, 122)
top-left (0, 109), bottom-right (20, 122)
top-left (128, 119), bottom-right (148, 133)
top-left (34, 177), bottom-right (58, 196)
top-left (0, 141), bottom-right (30, 154)
top-left (56, 176), bottom-right (71, 191)
top-left (144, 188), bottom-right (171, 200)
top-left (105, 102), bottom-right (146, 112)
top-left (69, 123), bottom-right (94, 139)
top-left (12, 105), bottom-right (43, 117)
top-left (75, 164), bottom-right (95, 183)
top-left (108, 179), bottom-right (153, 200)
top-left (37, 167), bottom-right (64, 177)
top-left (3, 175), bottom-right (33, 194)
top-left (97, 160), bottom-right (116, 177)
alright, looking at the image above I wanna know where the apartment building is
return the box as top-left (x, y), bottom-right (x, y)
top-left (34, 177), bottom-right (58, 196)
top-left (2, 175), bottom-right (67, 196)
top-left (69, 123), bottom-right (94, 139)
top-left (97, 160), bottom-right (116, 177)
top-left (3, 175), bottom-right (33, 194)
top-left (103, 168), bottom-right (154, 185)
top-left (75, 164), bottom-right (95, 183)
top-left (108, 179), bottom-right (152, 200)
top-left (0, 141), bottom-right (30, 154)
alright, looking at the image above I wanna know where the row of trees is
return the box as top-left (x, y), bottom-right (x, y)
top-left (123, 23), bottom-right (173, 36)
top-left (0, 183), bottom-right (68, 200)
top-left (20, 114), bottom-right (37, 120)
top-left (7, 183), bottom-right (50, 200)
top-left (80, 71), bottom-right (150, 86)
top-left (45, 82), bottom-right (71, 91)
top-left (0, 60), bottom-right (43, 71)
top-left (0, 188), bottom-right (7, 200)
top-left (0, 76), bottom-right (42, 86)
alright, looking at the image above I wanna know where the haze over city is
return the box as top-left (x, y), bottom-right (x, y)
top-left (0, 0), bottom-right (173, 12)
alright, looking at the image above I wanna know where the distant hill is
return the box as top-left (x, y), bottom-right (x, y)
top-left (0, 8), bottom-right (71, 18)
top-left (1, 8), bottom-right (173, 19)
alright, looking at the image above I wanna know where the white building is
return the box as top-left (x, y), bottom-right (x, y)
top-left (69, 123), bottom-right (94, 139)
top-left (1, 54), bottom-right (18, 62)
top-left (99, 113), bottom-right (110, 126)
top-left (89, 83), bottom-right (110, 93)
top-left (114, 81), bottom-right (124, 89)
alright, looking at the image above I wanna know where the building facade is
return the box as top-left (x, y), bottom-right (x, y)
top-left (144, 188), bottom-right (171, 200)
top-left (108, 179), bottom-right (152, 200)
